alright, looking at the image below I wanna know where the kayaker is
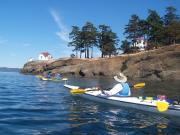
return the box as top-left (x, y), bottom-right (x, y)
top-left (55, 73), bottom-right (61, 80)
top-left (45, 72), bottom-right (52, 79)
top-left (103, 73), bottom-right (131, 96)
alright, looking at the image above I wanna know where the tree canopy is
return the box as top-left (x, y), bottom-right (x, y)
top-left (124, 6), bottom-right (180, 51)
top-left (98, 25), bottom-right (119, 57)
top-left (69, 23), bottom-right (119, 58)
top-left (68, 6), bottom-right (180, 57)
top-left (124, 14), bottom-right (141, 44)
top-left (164, 6), bottom-right (179, 26)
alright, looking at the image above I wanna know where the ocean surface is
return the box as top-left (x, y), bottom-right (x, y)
top-left (0, 72), bottom-right (179, 135)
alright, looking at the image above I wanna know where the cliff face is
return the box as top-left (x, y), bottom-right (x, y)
top-left (21, 45), bottom-right (180, 81)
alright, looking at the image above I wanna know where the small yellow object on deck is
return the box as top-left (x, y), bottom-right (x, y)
top-left (133, 83), bottom-right (145, 88)
top-left (146, 97), bottom-right (153, 100)
top-left (156, 101), bottom-right (169, 112)
top-left (70, 89), bottom-right (86, 94)
top-left (144, 97), bottom-right (153, 103)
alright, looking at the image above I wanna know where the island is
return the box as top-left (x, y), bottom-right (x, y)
top-left (0, 67), bottom-right (20, 72)
top-left (21, 45), bottom-right (180, 81)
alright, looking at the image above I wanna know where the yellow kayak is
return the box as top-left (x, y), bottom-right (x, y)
top-left (36, 75), bottom-right (64, 81)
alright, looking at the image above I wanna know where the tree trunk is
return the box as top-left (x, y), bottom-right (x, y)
top-left (101, 52), bottom-right (103, 58)
top-left (173, 38), bottom-right (176, 45)
top-left (87, 47), bottom-right (89, 58)
top-left (85, 47), bottom-right (87, 58)
top-left (101, 45), bottom-right (104, 58)
top-left (91, 47), bottom-right (93, 58)
top-left (76, 50), bottom-right (78, 58)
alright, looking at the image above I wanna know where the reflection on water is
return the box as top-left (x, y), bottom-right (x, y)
top-left (0, 72), bottom-right (179, 135)
top-left (67, 97), bottom-right (174, 135)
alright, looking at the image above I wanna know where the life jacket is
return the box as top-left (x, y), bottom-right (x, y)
top-left (115, 83), bottom-right (131, 96)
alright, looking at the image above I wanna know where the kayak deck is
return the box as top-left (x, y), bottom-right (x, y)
top-left (87, 91), bottom-right (157, 107)
top-left (64, 84), bottom-right (79, 89)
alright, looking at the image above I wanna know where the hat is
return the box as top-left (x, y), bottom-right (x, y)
top-left (114, 72), bottom-right (127, 83)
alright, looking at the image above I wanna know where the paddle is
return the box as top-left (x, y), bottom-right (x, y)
top-left (70, 82), bottom-right (145, 95)
top-left (133, 83), bottom-right (145, 88)
top-left (71, 87), bottom-right (101, 94)
top-left (156, 101), bottom-right (169, 112)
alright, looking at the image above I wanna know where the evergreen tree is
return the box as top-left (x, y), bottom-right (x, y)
top-left (164, 6), bottom-right (179, 26)
top-left (124, 14), bottom-right (141, 45)
top-left (81, 22), bottom-right (97, 58)
top-left (164, 6), bottom-right (180, 44)
top-left (121, 40), bottom-right (131, 53)
top-left (69, 26), bottom-right (85, 58)
top-left (146, 10), bottom-right (164, 48)
top-left (138, 19), bottom-right (149, 40)
top-left (166, 21), bottom-right (180, 44)
top-left (98, 25), bottom-right (118, 58)
top-left (69, 26), bottom-right (81, 57)
top-left (98, 25), bottom-right (109, 57)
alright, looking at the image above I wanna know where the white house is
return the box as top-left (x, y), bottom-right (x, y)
top-left (133, 37), bottom-right (147, 51)
top-left (38, 52), bottom-right (53, 60)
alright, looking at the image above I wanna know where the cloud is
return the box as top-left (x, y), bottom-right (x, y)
top-left (50, 9), bottom-right (70, 43)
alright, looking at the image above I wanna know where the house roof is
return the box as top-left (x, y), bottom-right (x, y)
top-left (41, 52), bottom-right (51, 57)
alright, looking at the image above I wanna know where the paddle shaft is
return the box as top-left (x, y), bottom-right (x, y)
top-left (70, 82), bottom-right (145, 94)
top-left (100, 82), bottom-right (145, 89)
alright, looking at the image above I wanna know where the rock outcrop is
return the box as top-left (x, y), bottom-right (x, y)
top-left (21, 45), bottom-right (180, 81)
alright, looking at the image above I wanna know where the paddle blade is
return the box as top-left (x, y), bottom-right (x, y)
top-left (70, 89), bottom-right (86, 94)
top-left (36, 75), bottom-right (43, 79)
top-left (156, 101), bottom-right (169, 112)
top-left (41, 77), bottom-right (49, 81)
top-left (134, 83), bottom-right (145, 88)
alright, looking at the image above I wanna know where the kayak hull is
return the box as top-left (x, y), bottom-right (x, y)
top-left (64, 85), bottom-right (180, 117)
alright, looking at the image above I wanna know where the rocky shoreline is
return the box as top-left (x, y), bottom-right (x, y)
top-left (21, 45), bottom-right (180, 81)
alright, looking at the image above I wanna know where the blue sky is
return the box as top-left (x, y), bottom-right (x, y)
top-left (0, 0), bottom-right (179, 68)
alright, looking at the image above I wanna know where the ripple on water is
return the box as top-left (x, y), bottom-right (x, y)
top-left (0, 72), bottom-right (180, 135)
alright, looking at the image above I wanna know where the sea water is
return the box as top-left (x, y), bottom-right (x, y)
top-left (0, 72), bottom-right (179, 135)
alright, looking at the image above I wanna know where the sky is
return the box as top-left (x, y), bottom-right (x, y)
top-left (0, 0), bottom-right (179, 68)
